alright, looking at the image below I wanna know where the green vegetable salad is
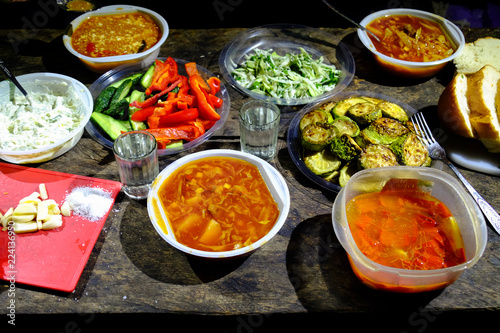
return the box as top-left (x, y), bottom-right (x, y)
top-left (231, 48), bottom-right (341, 100)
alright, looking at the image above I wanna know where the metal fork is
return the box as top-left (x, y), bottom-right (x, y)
top-left (412, 112), bottom-right (500, 235)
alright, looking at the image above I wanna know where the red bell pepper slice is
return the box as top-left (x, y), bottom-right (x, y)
top-left (189, 76), bottom-right (221, 121)
top-left (146, 58), bottom-right (179, 95)
top-left (146, 124), bottom-right (203, 142)
top-left (130, 105), bottom-right (156, 122)
top-left (158, 108), bottom-right (199, 127)
top-left (208, 94), bottom-right (223, 108)
top-left (207, 77), bottom-right (221, 95)
top-left (130, 78), bottom-right (182, 109)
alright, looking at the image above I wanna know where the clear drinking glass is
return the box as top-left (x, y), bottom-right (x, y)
top-left (113, 131), bottom-right (159, 200)
top-left (239, 100), bottom-right (280, 161)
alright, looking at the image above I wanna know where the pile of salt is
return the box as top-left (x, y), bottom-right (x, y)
top-left (65, 187), bottom-right (113, 222)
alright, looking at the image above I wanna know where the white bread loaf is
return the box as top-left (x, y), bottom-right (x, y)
top-left (466, 65), bottom-right (500, 153)
top-left (453, 37), bottom-right (500, 74)
top-left (438, 65), bottom-right (500, 153)
top-left (437, 73), bottom-right (477, 139)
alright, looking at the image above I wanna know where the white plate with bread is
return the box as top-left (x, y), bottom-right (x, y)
top-left (437, 37), bottom-right (500, 176)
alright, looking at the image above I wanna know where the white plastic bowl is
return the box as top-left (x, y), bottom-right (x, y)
top-left (358, 8), bottom-right (465, 78)
top-left (0, 73), bottom-right (93, 164)
top-left (147, 149), bottom-right (290, 259)
top-left (62, 5), bottom-right (169, 73)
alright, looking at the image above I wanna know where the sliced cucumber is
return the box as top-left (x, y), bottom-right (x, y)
top-left (94, 86), bottom-right (117, 113)
top-left (90, 112), bottom-right (129, 141)
top-left (141, 64), bottom-right (155, 89)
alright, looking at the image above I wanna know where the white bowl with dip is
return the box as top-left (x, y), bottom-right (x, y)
top-left (62, 5), bottom-right (169, 73)
top-left (0, 73), bottom-right (93, 164)
top-left (358, 8), bottom-right (465, 78)
top-left (147, 149), bottom-right (291, 259)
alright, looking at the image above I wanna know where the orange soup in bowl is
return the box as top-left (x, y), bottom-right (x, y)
top-left (366, 14), bottom-right (456, 62)
top-left (158, 157), bottom-right (280, 252)
top-left (71, 12), bottom-right (161, 58)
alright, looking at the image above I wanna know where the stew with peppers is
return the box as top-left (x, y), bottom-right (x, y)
top-left (346, 179), bottom-right (466, 270)
top-left (158, 157), bottom-right (280, 252)
top-left (71, 12), bottom-right (161, 57)
top-left (366, 15), bottom-right (455, 62)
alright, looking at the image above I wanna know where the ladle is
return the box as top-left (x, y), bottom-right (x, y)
top-left (321, 0), bottom-right (381, 43)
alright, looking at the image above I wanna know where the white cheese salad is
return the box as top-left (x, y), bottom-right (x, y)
top-left (0, 81), bottom-right (84, 151)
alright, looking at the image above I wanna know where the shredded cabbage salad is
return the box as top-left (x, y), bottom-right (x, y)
top-left (231, 47), bottom-right (342, 100)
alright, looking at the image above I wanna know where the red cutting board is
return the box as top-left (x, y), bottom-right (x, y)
top-left (0, 162), bottom-right (121, 292)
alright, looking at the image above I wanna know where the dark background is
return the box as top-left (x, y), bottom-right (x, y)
top-left (1, 0), bottom-right (499, 30)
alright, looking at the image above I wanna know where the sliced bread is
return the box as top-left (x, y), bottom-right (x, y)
top-left (466, 65), bottom-right (500, 153)
top-left (438, 72), bottom-right (477, 139)
top-left (453, 37), bottom-right (500, 74)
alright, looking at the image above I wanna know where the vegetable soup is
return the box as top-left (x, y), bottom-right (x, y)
top-left (158, 157), bottom-right (279, 252)
top-left (346, 179), bottom-right (466, 270)
top-left (71, 12), bottom-right (161, 58)
top-left (366, 15), bottom-right (455, 62)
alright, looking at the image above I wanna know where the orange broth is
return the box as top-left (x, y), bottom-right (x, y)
top-left (346, 179), bottom-right (466, 270)
top-left (158, 157), bottom-right (280, 252)
top-left (367, 15), bottom-right (455, 62)
top-left (71, 12), bottom-right (161, 58)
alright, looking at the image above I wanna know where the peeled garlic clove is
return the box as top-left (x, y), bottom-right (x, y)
top-left (12, 214), bottom-right (36, 223)
top-left (13, 222), bottom-right (38, 233)
top-left (13, 203), bottom-right (38, 215)
top-left (42, 214), bottom-right (63, 230)
top-left (60, 201), bottom-right (71, 217)
top-left (39, 183), bottom-right (48, 200)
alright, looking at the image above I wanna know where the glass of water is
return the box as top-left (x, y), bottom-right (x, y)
top-left (239, 100), bottom-right (280, 161)
top-left (113, 131), bottom-right (159, 200)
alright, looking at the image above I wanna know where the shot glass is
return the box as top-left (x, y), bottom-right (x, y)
top-left (113, 131), bottom-right (159, 200)
top-left (239, 100), bottom-right (280, 161)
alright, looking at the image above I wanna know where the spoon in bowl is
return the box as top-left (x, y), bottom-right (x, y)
top-left (0, 58), bottom-right (31, 104)
top-left (321, 0), bottom-right (381, 43)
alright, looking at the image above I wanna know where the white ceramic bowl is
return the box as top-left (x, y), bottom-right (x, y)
top-left (0, 73), bottom-right (93, 164)
top-left (358, 8), bottom-right (465, 78)
top-left (147, 149), bottom-right (290, 259)
top-left (62, 5), bottom-right (169, 73)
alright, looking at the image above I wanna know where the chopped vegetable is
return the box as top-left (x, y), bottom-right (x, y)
top-left (91, 57), bottom-right (224, 147)
top-left (231, 48), bottom-right (341, 100)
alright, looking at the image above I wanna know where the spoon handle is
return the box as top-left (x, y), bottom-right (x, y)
top-left (0, 59), bottom-right (28, 96)
top-left (321, 0), bottom-right (381, 42)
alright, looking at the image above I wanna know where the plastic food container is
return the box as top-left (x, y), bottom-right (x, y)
top-left (332, 166), bottom-right (487, 292)
top-left (219, 24), bottom-right (355, 106)
top-left (86, 57), bottom-right (230, 156)
top-left (147, 149), bottom-right (290, 259)
top-left (62, 5), bottom-right (169, 73)
top-left (0, 73), bottom-right (93, 164)
top-left (358, 8), bottom-right (465, 78)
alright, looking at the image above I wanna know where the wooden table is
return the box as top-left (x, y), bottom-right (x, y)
top-left (1, 26), bottom-right (499, 332)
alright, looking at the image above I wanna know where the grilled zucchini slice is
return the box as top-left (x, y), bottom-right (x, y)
top-left (331, 116), bottom-right (360, 137)
top-left (301, 122), bottom-right (336, 151)
top-left (377, 101), bottom-right (409, 122)
top-left (358, 144), bottom-right (399, 169)
top-left (332, 97), bottom-right (368, 118)
top-left (303, 149), bottom-right (342, 176)
top-left (390, 133), bottom-right (430, 166)
top-left (331, 134), bottom-right (363, 161)
top-left (299, 110), bottom-right (333, 132)
top-left (347, 102), bottom-right (382, 125)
